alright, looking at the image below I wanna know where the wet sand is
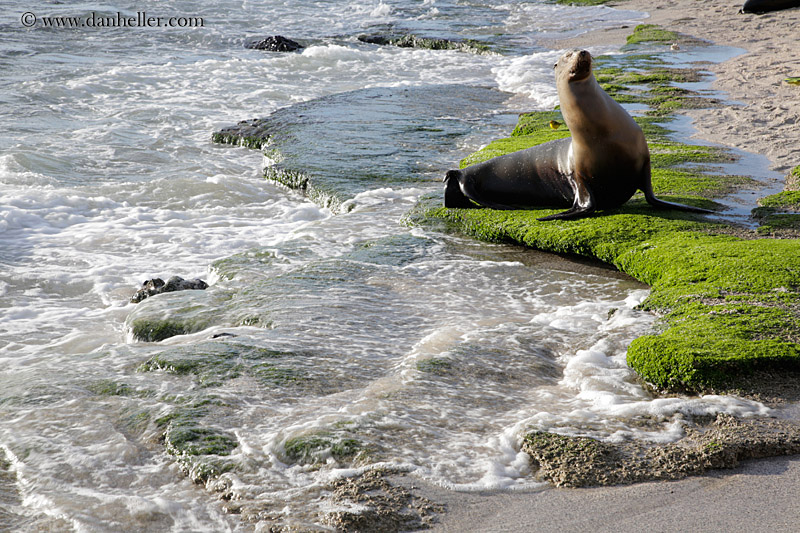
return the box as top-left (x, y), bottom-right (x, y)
top-left (421, 455), bottom-right (800, 532)
top-left (429, 2), bottom-right (800, 531)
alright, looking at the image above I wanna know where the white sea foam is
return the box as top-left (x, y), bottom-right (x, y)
top-left (493, 50), bottom-right (562, 107)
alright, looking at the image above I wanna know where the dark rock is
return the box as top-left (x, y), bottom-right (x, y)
top-left (246, 35), bottom-right (304, 52)
top-left (740, 0), bottom-right (800, 14)
top-left (131, 278), bottom-right (165, 303)
top-left (130, 276), bottom-right (209, 303)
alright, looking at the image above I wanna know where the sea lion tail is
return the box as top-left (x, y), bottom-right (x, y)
top-left (443, 169), bottom-right (477, 208)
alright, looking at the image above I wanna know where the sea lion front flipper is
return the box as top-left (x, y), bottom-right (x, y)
top-left (537, 174), bottom-right (595, 221)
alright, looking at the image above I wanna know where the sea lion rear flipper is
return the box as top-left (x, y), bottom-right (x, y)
top-left (443, 170), bottom-right (478, 208)
top-left (537, 175), bottom-right (595, 221)
top-left (641, 173), bottom-right (712, 214)
top-left (444, 169), bottom-right (519, 210)
top-left (644, 194), bottom-right (712, 214)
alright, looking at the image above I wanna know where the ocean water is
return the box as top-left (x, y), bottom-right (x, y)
top-left (0, 1), bottom-right (772, 531)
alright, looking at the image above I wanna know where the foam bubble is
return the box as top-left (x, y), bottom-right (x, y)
top-left (369, 1), bottom-right (393, 19)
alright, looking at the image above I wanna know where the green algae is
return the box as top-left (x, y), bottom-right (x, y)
top-left (416, 357), bottom-right (453, 374)
top-left (284, 433), bottom-right (364, 465)
top-left (159, 412), bottom-right (237, 484)
top-left (757, 191), bottom-right (800, 210)
top-left (626, 24), bottom-right (680, 45)
top-left (153, 398), bottom-right (238, 484)
top-left (752, 187), bottom-right (800, 235)
top-left (510, 110), bottom-right (569, 138)
top-left (87, 380), bottom-right (137, 397)
top-left (211, 128), bottom-right (270, 151)
top-left (593, 63), bottom-right (720, 117)
top-left (647, 141), bottom-right (730, 168)
top-left (130, 319), bottom-right (195, 343)
top-left (790, 165), bottom-right (800, 189)
top-left (251, 364), bottom-right (306, 385)
top-left (137, 342), bottom-right (309, 389)
top-left (164, 421), bottom-right (237, 457)
top-left (125, 290), bottom-right (226, 342)
top-left (650, 168), bottom-right (752, 198)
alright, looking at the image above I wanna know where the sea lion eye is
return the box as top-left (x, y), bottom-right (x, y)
top-left (553, 62), bottom-right (557, 69)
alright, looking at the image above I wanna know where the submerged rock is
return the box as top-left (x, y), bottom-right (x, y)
top-left (130, 276), bottom-right (208, 303)
top-left (246, 35), bottom-right (304, 52)
top-left (213, 85), bottom-right (512, 212)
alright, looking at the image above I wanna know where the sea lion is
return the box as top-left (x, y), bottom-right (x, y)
top-left (740, 0), bottom-right (800, 14)
top-left (443, 49), bottom-right (711, 221)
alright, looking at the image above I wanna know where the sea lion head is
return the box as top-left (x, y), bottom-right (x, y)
top-left (554, 49), bottom-right (593, 83)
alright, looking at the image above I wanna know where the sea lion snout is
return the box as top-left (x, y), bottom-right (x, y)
top-left (554, 49), bottom-right (593, 81)
top-left (572, 50), bottom-right (592, 79)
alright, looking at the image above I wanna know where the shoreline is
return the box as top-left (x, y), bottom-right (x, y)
top-left (419, 454), bottom-right (800, 532)
top-left (426, 2), bottom-right (800, 531)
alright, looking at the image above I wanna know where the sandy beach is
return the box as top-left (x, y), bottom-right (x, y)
top-left (559, 0), bottom-right (800, 175)
top-left (429, 2), bottom-right (800, 531)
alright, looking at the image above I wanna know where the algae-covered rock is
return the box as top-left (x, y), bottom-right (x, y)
top-left (212, 85), bottom-right (513, 211)
top-left (358, 33), bottom-right (492, 54)
top-left (753, 168), bottom-right (800, 235)
top-left (523, 413), bottom-right (800, 488)
top-left (788, 164), bottom-right (800, 189)
top-left (137, 341), bottom-right (312, 388)
top-left (125, 287), bottom-right (223, 342)
top-left (283, 433), bottom-right (364, 465)
top-left (593, 56), bottom-right (723, 117)
top-left (129, 318), bottom-right (196, 343)
top-left (415, 357), bottom-right (452, 374)
top-left (626, 24), bottom-right (681, 45)
top-left (156, 402), bottom-right (238, 484)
